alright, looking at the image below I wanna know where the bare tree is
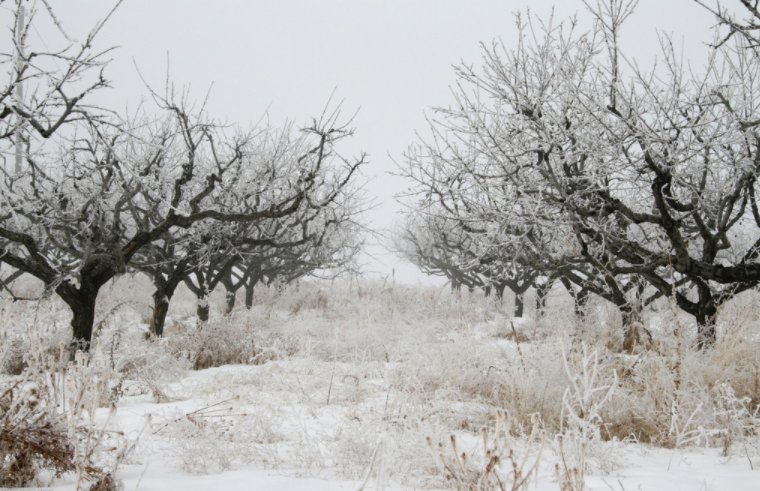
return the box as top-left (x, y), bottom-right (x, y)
top-left (0, 1), bottom-right (119, 143)
top-left (694, 0), bottom-right (760, 49)
top-left (0, 94), bottom-right (365, 349)
top-left (0, 1), bottom-right (119, 293)
top-left (400, 1), bottom-right (760, 349)
top-left (394, 213), bottom-right (486, 293)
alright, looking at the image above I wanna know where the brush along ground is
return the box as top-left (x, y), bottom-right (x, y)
top-left (2, 278), bottom-right (760, 489)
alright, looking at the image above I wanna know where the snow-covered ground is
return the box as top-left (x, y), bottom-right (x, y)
top-left (43, 362), bottom-right (759, 490)
top-left (2, 278), bottom-right (760, 490)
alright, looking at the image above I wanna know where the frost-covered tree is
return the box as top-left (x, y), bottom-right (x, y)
top-left (0, 95), bottom-right (365, 349)
top-left (695, 0), bottom-right (760, 49)
top-left (398, 11), bottom-right (643, 340)
top-left (0, 2), bottom-right (367, 350)
top-left (395, 209), bottom-right (542, 315)
top-left (401, 1), bottom-right (760, 349)
top-left (0, 1), bottom-right (118, 291)
top-left (132, 116), bottom-right (364, 336)
top-left (395, 213), bottom-right (486, 293)
top-left (179, 139), bottom-right (365, 322)
top-left (580, 0), bottom-right (760, 347)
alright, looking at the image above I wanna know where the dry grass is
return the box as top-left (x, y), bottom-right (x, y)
top-left (0, 351), bottom-right (137, 489)
top-left (428, 411), bottom-right (545, 490)
top-left (1, 275), bottom-right (759, 487)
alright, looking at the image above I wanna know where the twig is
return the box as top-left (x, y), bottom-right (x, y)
top-left (151, 397), bottom-right (238, 434)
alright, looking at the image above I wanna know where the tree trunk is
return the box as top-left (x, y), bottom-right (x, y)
top-left (151, 291), bottom-right (171, 337)
top-left (574, 288), bottom-right (589, 318)
top-left (149, 271), bottom-right (185, 337)
top-left (451, 279), bottom-right (462, 298)
top-left (535, 281), bottom-right (551, 318)
top-left (245, 283), bottom-right (255, 309)
top-left (197, 295), bottom-right (210, 323)
top-left (620, 304), bottom-right (642, 353)
top-left (56, 263), bottom-right (115, 354)
top-left (560, 277), bottom-right (588, 319)
top-left (224, 289), bottom-right (236, 315)
top-left (66, 290), bottom-right (98, 353)
top-left (495, 283), bottom-right (506, 301)
top-left (514, 292), bottom-right (524, 317)
top-left (695, 286), bottom-right (718, 349)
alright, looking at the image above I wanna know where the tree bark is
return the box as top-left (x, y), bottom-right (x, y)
top-left (559, 277), bottom-right (589, 318)
top-left (695, 285), bottom-right (718, 349)
top-left (514, 292), bottom-right (525, 317)
top-left (245, 283), bottom-right (255, 309)
top-left (620, 303), bottom-right (642, 353)
top-left (151, 291), bottom-right (171, 337)
top-left (574, 288), bottom-right (589, 318)
top-left (56, 264), bottom-right (114, 353)
top-left (67, 292), bottom-right (98, 352)
top-left (224, 289), bottom-right (236, 315)
top-left (149, 269), bottom-right (186, 337)
top-left (495, 283), bottom-right (506, 301)
top-left (535, 281), bottom-right (551, 318)
top-left (197, 295), bottom-right (210, 323)
top-left (150, 280), bottom-right (179, 337)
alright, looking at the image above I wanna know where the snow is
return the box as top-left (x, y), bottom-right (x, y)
top-left (4, 282), bottom-right (759, 490)
top-left (34, 360), bottom-right (758, 490)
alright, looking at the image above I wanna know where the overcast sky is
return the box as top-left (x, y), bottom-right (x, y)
top-left (8, 0), bottom-right (736, 283)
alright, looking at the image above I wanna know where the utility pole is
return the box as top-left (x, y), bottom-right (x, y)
top-left (14, 3), bottom-right (25, 176)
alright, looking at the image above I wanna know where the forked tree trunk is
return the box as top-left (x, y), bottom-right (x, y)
top-left (56, 278), bottom-right (107, 355)
top-left (222, 272), bottom-right (248, 315)
top-left (574, 288), bottom-right (589, 318)
top-left (150, 283), bottom-right (178, 337)
top-left (149, 271), bottom-right (186, 337)
top-left (560, 277), bottom-right (588, 319)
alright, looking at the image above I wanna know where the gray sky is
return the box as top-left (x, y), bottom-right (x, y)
top-left (11, 0), bottom-right (733, 283)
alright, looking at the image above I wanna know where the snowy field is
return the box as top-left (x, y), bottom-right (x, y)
top-left (2, 277), bottom-right (759, 490)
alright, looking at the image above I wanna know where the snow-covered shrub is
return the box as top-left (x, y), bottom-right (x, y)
top-left (152, 393), bottom-right (290, 475)
top-left (555, 345), bottom-right (619, 485)
top-left (0, 378), bottom-right (75, 487)
top-left (0, 300), bottom-right (71, 376)
top-left (0, 352), bottom-right (137, 489)
top-left (164, 307), bottom-right (298, 370)
top-left (428, 411), bottom-right (545, 490)
top-left (585, 292), bottom-right (760, 449)
top-left (560, 345), bottom-right (617, 442)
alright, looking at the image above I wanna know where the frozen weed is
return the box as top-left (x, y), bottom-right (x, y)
top-left (154, 398), bottom-right (281, 474)
top-left (428, 411), bottom-right (545, 490)
top-left (0, 353), bottom-right (137, 490)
